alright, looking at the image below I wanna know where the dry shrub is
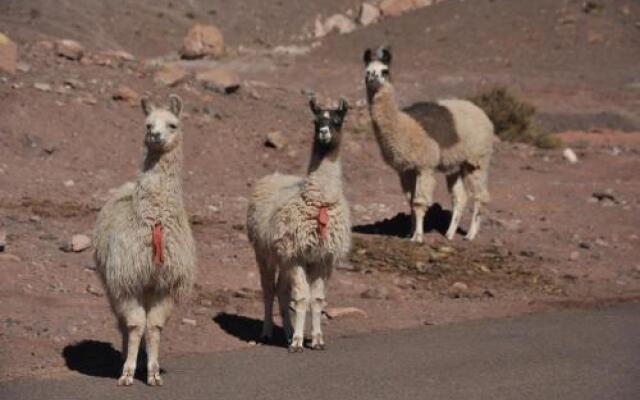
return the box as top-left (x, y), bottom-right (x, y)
top-left (469, 87), bottom-right (563, 149)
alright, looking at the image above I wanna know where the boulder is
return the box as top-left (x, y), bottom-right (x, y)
top-left (181, 24), bottom-right (225, 59)
top-left (112, 85), bottom-right (140, 103)
top-left (196, 68), bottom-right (240, 94)
top-left (323, 14), bottom-right (357, 35)
top-left (154, 65), bottom-right (189, 87)
top-left (265, 131), bottom-right (286, 149)
top-left (359, 3), bottom-right (381, 26)
top-left (55, 39), bottom-right (84, 61)
top-left (0, 32), bottom-right (18, 74)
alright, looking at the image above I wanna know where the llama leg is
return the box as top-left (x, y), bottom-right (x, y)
top-left (144, 295), bottom-right (174, 386)
top-left (309, 275), bottom-right (327, 350)
top-left (445, 173), bottom-right (468, 240)
top-left (400, 170), bottom-right (417, 236)
top-left (276, 268), bottom-right (293, 341)
top-left (411, 170), bottom-right (436, 243)
top-left (116, 299), bottom-right (146, 386)
top-left (258, 259), bottom-right (276, 342)
top-left (463, 163), bottom-right (490, 241)
top-left (289, 265), bottom-right (310, 353)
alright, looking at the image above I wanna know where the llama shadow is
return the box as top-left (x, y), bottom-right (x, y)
top-left (62, 340), bottom-right (150, 382)
top-left (353, 203), bottom-right (453, 238)
top-left (213, 313), bottom-right (288, 348)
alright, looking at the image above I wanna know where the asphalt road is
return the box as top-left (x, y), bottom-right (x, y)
top-left (2, 303), bottom-right (639, 400)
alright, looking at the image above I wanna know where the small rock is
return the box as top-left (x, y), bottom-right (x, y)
top-left (63, 78), bottom-right (85, 90)
top-left (525, 194), bottom-right (535, 202)
top-left (323, 14), bottom-right (357, 35)
top-left (181, 24), bottom-right (225, 59)
top-left (265, 131), bottom-right (286, 149)
top-left (86, 284), bottom-right (104, 297)
top-left (34, 82), bottom-right (52, 92)
top-left (16, 62), bottom-right (30, 73)
top-left (587, 32), bottom-right (604, 45)
top-left (181, 318), bottom-right (197, 327)
top-left (29, 215), bottom-right (41, 223)
top-left (595, 238), bottom-right (609, 247)
top-left (379, 0), bottom-right (433, 17)
top-left (0, 253), bottom-right (21, 262)
top-left (324, 307), bottom-right (368, 319)
top-left (112, 85), bottom-right (139, 103)
top-left (92, 49), bottom-right (135, 65)
top-left (582, 1), bottom-right (604, 14)
top-left (579, 241), bottom-right (591, 249)
top-left (58, 234), bottom-right (91, 253)
top-left (483, 289), bottom-right (496, 298)
top-left (207, 205), bottom-right (220, 213)
top-left (562, 147), bottom-right (578, 164)
top-left (154, 66), bottom-right (189, 87)
top-left (196, 68), bottom-right (240, 94)
top-left (569, 251), bottom-right (580, 261)
top-left (449, 281), bottom-right (469, 298)
top-left (359, 3), bottom-right (381, 26)
top-left (0, 32), bottom-right (18, 74)
top-left (55, 39), bottom-right (84, 61)
top-left (199, 298), bottom-right (213, 307)
top-left (0, 229), bottom-right (6, 252)
top-left (63, 179), bottom-right (75, 187)
top-left (80, 94), bottom-right (98, 105)
top-left (360, 286), bottom-right (389, 300)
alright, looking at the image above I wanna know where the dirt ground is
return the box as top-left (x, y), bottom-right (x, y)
top-left (1, 0), bottom-right (639, 382)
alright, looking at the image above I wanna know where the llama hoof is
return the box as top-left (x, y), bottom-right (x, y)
top-left (288, 344), bottom-right (304, 353)
top-left (311, 334), bottom-right (325, 350)
top-left (147, 373), bottom-right (163, 386)
top-left (464, 233), bottom-right (477, 241)
top-left (410, 234), bottom-right (424, 244)
top-left (117, 373), bottom-right (134, 386)
top-left (445, 231), bottom-right (456, 240)
top-left (288, 335), bottom-right (304, 353)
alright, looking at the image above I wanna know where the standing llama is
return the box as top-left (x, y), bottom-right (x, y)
top-left (247, 97), bottom-right (351, 352)
top-left (94, 95), bottom-right (196, 386)
top-left (364, 46), bottom-right (494, 242)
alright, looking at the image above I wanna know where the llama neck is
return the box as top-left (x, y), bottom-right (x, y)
top-left (134, 140), bottom-right (184, 223)
top-left (368, 84), bottom-right (401, 144)
top-left (303, 144), bottom-right (343, 205)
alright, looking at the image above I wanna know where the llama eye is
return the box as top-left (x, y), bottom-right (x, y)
top-left (381, 70), bottom-right (389, 76)
top-left (168, 123), bottom-right (177, 130)
top-left (146, 123), bottom-right (152, 131)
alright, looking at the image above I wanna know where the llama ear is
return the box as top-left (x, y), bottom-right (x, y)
top-left (169, 95), bottom-right (183, 118)
top-left (379, 47), bottom-right (392, 65)
top-left (363, 48), bottom-right (372, 65)
top-left (338, 98), bottom-right (349, 116)
top-left (141, 97), bottom-right (155, 116)
top-left (309, 97), bottom-right (320, 115)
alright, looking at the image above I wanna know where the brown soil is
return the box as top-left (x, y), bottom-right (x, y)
top-left (1, 0), bottom-right (639, 382)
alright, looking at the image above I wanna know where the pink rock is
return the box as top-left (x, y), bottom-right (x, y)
top-left (0, 33), bottom-right (17, 74)
top-left (181, 24), bottom-right (225, 59)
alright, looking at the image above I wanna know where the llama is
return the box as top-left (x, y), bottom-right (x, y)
top-left (94, 95), bottom-right (196, 386)
top-left (247, 97), bottom-right (351, 352)
top-left (364, 46), bottom-right (494, 242)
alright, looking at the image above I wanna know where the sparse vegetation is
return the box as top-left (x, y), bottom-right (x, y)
top-left (469, 87), bottom-right (563, 149)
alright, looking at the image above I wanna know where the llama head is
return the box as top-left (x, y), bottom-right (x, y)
top-left (363, 46), bottom-right (392, 92)
top-left (309, 97), bottom-right (349, 149)
top-left (141, 94), bottom-right (184, 153)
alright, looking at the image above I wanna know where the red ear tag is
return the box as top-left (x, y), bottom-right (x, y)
top-left (153, 223), bottom-right (164, 266)
top-left (317, 206), bottom-right (329, 242)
